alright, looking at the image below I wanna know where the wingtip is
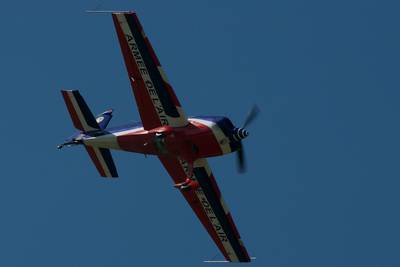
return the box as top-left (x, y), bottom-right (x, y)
top-left (61, 89), bottom-right (79, 93)
top-left (85, 10), bottom-right (135, 14)
top-left (203, 257), bottom-right (255, 263)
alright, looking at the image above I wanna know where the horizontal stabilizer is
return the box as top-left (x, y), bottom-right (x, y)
top-left (85, 146), bottom-right (118, 178)
top-left (61, 90), bottom-right (100, 132)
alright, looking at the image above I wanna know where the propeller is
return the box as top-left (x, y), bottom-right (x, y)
top-left (236, 105), bottom-right (259, 173)
top-left (242, 105), bottom-right (260, 128)
top-left (236, 142), bottom-right (246, 173)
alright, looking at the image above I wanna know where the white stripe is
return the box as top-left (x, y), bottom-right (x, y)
top-left (195, 158), bottom-right (212, 175)
top-left (92, 147), bottom-right (112, 177)
top-left (220, 198), bottom-right (230, 215)
top-left (113, 127), bottom-right (145, 136)
top-left (170, 106), bottom-right (188, 127)
top-left (158, 66), bottom-right (169, 83)
top-left (84, 134), bottom-right (120, 150)
top-left (84, 127), bottom-right (145, 150)
top-left (189, 118), bottom-right (231, 154)
top-left (67, 91), bottom-right (97, 132)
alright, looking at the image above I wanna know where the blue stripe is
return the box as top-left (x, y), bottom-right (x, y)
top-left (99, 148), bottom-right (118, 177)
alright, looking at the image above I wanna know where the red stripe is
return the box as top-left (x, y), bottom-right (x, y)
top-left (112, 14), bottom-right (161, 130)
top-left (85, 146), bottom-right (106, 177)
top-left (61, 90), bottom-right (84, 130)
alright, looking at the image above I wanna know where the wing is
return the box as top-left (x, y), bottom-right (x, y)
top-left (112, 12), bottom-right (188, 130)
top-left (158, 156), bottom-right (251, 262)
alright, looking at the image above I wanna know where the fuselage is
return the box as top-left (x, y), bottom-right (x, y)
top-left (81, 116), bottom-right (243, 160)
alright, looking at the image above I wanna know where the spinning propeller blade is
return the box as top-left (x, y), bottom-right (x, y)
top-left (242, 105), bottom-right (260, 128)
top-left (236, 142), bottom-right (246, 173)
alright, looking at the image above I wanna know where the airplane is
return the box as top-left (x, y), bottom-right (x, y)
top-left (58, 11), bottom-right (258, 263)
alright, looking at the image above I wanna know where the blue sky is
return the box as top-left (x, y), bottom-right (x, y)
top-left (1, 0), bottom-right (400, 266)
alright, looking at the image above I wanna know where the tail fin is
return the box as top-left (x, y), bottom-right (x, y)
top-left (61, 90), bottom-right (118, 178)
top-left (95, 109), bottom-right (113, 130)
top-left (61, 90), bottom-right (100, 132)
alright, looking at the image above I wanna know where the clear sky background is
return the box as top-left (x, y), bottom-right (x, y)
top-left (0, 0), bottom-right (399, 266)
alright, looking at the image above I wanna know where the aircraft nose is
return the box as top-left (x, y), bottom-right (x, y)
top-left (232, 127), bottom-right (249, 141)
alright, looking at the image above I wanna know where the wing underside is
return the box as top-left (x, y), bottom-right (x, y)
top-left (112, 12), bottom-right (187, 130)
top-left (159, 157), bottom-right (251, 262)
